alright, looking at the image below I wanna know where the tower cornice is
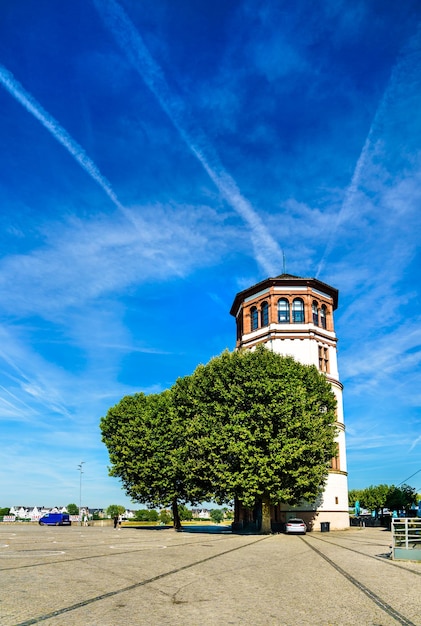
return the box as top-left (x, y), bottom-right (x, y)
top-left (230, 274), bottom-right (338, 317)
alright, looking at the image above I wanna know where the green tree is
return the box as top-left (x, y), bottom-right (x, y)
top-left (222, 507), bottom-right (234, 520)
top-left (348, 489), bottom-right (363, 509)
top-left (349, 484), bottom-right (418, 517)
top-left (386, 484), bottom-right (417, 515)
top-left (134, 509), bottom-right (159, 522)
top-left (360, 484), bottom-right (389, 516)
top-left (101, 390), bottom-right (207, 529)
top-left (101, 346), bottom-right (337, 534)
top-left (400, 484), bottom-right (418, 513)
top-left (148, 509), bottom-right (159, 522)
top-left (159, 510), bottom-right (172, 524)
top-left (175, 347), bottom-right (338, 533)
top-left (66, 503), bottom-right (79, 515)
top-left (134, 509), bottom-right (150, 521)
top-left (178, 504), bottom-right (193, 521)
top-left (210, 509), bottom-right (224, 523)
top-left (106, 504), bottom-right (125, 518)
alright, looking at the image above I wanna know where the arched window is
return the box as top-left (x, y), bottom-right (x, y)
top-left (261, 301), bottom-right (269, 327)
top-left (320, 305), bottom-right (327, 329)
top-left (292, 298), bottom-right (305, 323)
top-left (250, 306), bottom-right (259, 331)
top-left (312, 301), bottom-right (319, 326)
top-left (278, 298), bottom-right (290, 323)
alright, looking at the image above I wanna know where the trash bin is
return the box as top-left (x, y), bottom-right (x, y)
top-left (320, 521), bottom-right (330, 532)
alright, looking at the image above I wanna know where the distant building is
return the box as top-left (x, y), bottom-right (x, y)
top-left (191, 508), bottom-right (211, 519)
top-left (230, 273), bottom-right (349, 530)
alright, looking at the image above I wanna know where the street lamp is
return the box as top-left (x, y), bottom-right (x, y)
top-left (77, 462), bottom-right (85, 525)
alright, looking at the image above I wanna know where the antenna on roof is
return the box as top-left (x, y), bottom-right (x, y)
top-left (282, 250), bottom-right (286, 275)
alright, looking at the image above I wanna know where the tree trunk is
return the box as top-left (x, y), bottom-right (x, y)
top-left (261, 496), bottom-right (272, 534)
top-left (172, 498), bottom-right (182, 530)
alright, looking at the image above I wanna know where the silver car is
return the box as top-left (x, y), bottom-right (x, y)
top-left (285, 518), bottom-right (307, 534)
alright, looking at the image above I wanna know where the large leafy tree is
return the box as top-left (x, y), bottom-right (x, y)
top-left (106, 504), bottom-right (126, 518)
top-left (349, 484), bottom-right (418, 517)
top-left (348, 489), bottom-right (363, 508)
top-left (174, 346), bottom-right (338, 533)
top-left (101, 347), bottom-right (338, 533)
top-left (100, 389), bottom-right (207, 529)
top-left (210, 509), bottom-right (224, 523)
top-left (359, 484), bottom-right (390, 515)
top-left (386, 484), bottom-right (417, 514)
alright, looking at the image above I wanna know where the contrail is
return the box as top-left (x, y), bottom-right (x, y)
top-left (0, 63), bottom-right (125, 213)
top-left (93, 0), bottom-right (284, 276)
top-left (0, 340), bottom-right (71, 417)
top-left (315, 127), bottom-right (377, 278)
top-left (316, 23), bottom-right (421, 278)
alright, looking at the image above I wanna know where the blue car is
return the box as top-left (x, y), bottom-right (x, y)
top-left (39, 513), bottom-right (71, 526)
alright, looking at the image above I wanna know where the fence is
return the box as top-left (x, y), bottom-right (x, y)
top-left (391, 518), bottom-right (421, 561)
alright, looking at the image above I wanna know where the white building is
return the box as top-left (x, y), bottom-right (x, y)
top-left (230, 273), bottom-right (349, 530)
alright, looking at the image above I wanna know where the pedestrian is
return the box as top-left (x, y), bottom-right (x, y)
top-left (118, 514), bottom-right (122, 529)
top-left (113, 515), bottom-right (118, 529)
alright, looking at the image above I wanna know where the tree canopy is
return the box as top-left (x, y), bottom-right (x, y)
top-left (210, 509), bottom-right (224, 523)
top-left (348, 484), bottom-right (418, 515)
top-left (173, 347), bottom-right (338, 532)
top-left (106, 504), bottom-right (126, 518)
top-left (100, 389), bottom-right (209, 528)
top-left (101, 346), bottom-right (338, 532)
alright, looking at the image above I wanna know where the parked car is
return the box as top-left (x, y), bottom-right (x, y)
top-left (285, 518), bottom-right (306, 534)
top-left (39, 513), bottom-right (71, 526)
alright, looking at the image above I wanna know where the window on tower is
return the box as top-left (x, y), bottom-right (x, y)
top-left (330, 444), bottom-right (340, 470)
top-left (261, 301), bottom-right (269, 326)
top-left (250, 306), bottom-right (258, 331)
top-left (320, 305), bottom-right (327, 329)
top-left (292, 298), bottom-right (305, 323)
top-left (318, 344), bottom-right (330, 373)
top-left (324, 347), bottom-right (329, 372)
top-left (312, 301), bottom-right (319, 325)
top-left (278, 298), bottom-right (290, 322)
top-left (237, 310), bottom-right (243, 341)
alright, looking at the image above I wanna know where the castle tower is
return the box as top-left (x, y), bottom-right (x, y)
top-left (230, 273), bottom-right (349, 530)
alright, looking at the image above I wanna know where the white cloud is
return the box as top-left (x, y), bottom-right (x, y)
top-left (0, 203), bottom-right (231, 317)
top-left (317, 23), bottom-right (421, 277)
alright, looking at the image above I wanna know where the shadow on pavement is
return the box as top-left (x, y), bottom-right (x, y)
top-left (177, 525), bottom-right (232, 534)
top-left (124, 524), bottom-right (232, 534)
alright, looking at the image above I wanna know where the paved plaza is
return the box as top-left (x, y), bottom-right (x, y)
top-left (0, 523), bottom-right (420, 625)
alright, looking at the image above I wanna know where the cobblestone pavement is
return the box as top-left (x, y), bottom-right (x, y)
top-left (0, 524), bottom-right (420, 625)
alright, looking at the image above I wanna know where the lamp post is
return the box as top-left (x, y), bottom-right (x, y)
top-left (77, 462), bottom-right (85, 525)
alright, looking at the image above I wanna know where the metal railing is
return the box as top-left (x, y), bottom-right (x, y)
top-left (391, 518), bottom-right (421, 561)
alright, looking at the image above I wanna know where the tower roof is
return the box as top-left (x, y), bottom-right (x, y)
top-left (230, 274), bottom-right (338, 316)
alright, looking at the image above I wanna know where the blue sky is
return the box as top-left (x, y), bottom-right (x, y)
top-left (1, 0), bottom-right (420, 509)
